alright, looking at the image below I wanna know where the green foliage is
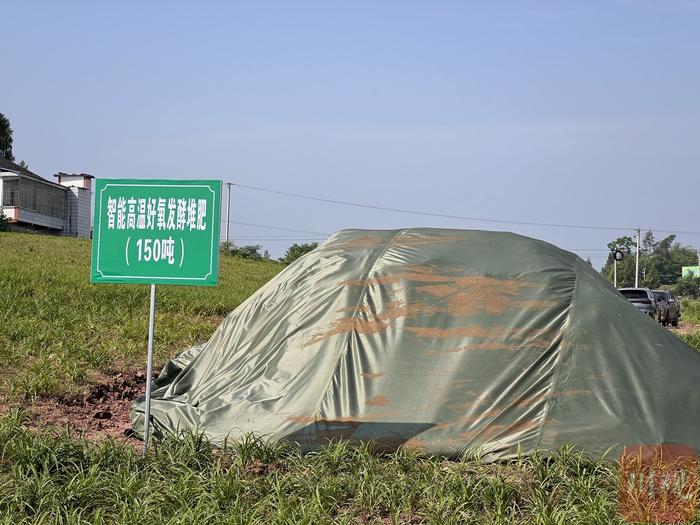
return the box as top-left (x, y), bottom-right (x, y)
top-left (0, 233), bottom-right (282, 398)
top-left (602, 232), bottom-right (698, 289)
top-left (680, 332), bottom-right (700, 353)
top-left (0, 411), bottom-right (633, 524)
top-left (0, 209), bottom-right (8, 232)
top-left (674, 276), bottom-right (700, 299)
top-left (607, 235), bottom-right (635, 256)
top-left (280, 242), bottom-right (319, 264)
top-left (0, 112), bottom-right (13, 160)
top-left (681, 299), bottom-right (700, 324)
top-left (220, 242), bottom-right (272, 261)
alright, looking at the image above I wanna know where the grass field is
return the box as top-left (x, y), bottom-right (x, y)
top-left (1, 232), bottom-right (699, 524)
top-left (0, 232), bottom-right (282, 399)
top-left (0, 409), bottom-right (630, 525)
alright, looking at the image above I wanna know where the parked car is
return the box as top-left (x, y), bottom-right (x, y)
top-left (652, 290), bottom-right (681, 327)
top-left (618, 287), bottom-right (662, 321)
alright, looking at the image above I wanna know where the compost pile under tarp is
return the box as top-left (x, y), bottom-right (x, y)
top-left (132, 228), bottom-right (700, 460)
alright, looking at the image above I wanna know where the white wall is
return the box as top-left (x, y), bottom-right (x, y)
top-left (1, 206), bottom-right (18, 221)
top-left (62, 187), bottom-right (92, 237)
top-left (57, 174), bottom-right (91, 190)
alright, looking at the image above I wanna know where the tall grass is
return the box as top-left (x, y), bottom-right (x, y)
top-left (678, 299), bottom-right (700, 352)
top-left (682, 299), bottom-right (700, 325)
top-left (0, 410), bottom-right (633, 525)
top-left (0, 233), bottom-right (281, 398)
top-left (681, 332), bottom-right (700, 353)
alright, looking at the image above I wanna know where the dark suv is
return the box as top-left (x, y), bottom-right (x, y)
top-left (652, 290), bottom-right (681, 327)
top-left (618, 287), bottom-right (662, 321)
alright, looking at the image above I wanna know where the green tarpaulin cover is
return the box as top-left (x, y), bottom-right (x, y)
top-left (132, 229), bottom-right (700, 460)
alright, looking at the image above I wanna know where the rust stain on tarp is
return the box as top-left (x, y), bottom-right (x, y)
top-left (366, 395), bottom-right (390, 407)
top-left (307, 266), bottom-right (563, 346)
top-left (307, 317), bottom-right (390, 345)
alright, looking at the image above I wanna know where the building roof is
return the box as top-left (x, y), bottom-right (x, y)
top-left (54, 172), bottom-right (95, 179)
top-left (0, 157), bottom-right (66, 189)
top-left (0, 157), bottom-right (46, 180)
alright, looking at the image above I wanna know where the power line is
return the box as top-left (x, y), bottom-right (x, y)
top-left (565, 248), bottom-right (611, 252)
top-left (229, 181), bottom-right (700, 236)
top-left (220, 219), bottom-right (329, 236)
top-left (219, 237), bottom-right (324, 241)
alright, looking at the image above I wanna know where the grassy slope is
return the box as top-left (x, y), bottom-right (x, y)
top-left (0, 232), bottom-right (282, 398)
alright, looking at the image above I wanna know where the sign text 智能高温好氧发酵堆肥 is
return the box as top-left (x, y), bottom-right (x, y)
top-left (91, 179), bottom-right (221, 286)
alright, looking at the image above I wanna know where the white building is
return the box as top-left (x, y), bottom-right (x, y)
top-left (0, 158), bottom-right (93, 238)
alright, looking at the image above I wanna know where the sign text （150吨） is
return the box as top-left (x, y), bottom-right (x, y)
top-left (90, 179), bottom-right (222, 286)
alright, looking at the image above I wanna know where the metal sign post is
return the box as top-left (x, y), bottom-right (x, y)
top-left (90, 179), bottom-right (221, 453)
top-left (143, 284), bottom-right (157, 454)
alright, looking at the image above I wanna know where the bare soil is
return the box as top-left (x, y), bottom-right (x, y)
top-left (24, 369), bottom-right (151, 444)
top-left (669, 321), bottom-right (699, 335)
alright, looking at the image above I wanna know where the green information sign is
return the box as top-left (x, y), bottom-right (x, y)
top-left (91, 179), bottom-right (221, 285)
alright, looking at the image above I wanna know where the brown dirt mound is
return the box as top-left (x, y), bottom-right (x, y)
top-left (26, 370), bottom-right (152, 443)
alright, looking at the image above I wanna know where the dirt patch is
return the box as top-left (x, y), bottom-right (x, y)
top-left (24, 370), bottom-right (152, 444)
top-left (244, 458), bottom-right (286, 477)
top-left (670, 322), bottom-right (699, 335)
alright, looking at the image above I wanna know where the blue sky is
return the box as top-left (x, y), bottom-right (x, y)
top-left (4, 1), bottom-right (700, 261)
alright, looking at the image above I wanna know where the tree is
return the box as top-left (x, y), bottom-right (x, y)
top-left (280, 242), bottom-right (318, 264)
top-left (640, 263), bottom-right (661, 289)
top-left (605, 236), bottom-right (635, 264)
top-left (602, 236), bottom-right (637, 287)
top-left (0, 113), bottom-right (14, 161)
top-left (220, 242), bottom-right (267, 260)
top-left (641, 230), bottom-right (656, 255)
top-left (673, 275), bottom-right (700, 299)
top-left (601, 233), bottom-right (698, 288)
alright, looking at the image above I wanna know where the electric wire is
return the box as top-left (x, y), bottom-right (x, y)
top-left (228, 181), bottom-right (700, 237)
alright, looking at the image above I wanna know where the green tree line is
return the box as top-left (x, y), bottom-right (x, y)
top-left (220, 241), bottom-right (318, 264)
top-left (601, 231), bottom-right (700, 296)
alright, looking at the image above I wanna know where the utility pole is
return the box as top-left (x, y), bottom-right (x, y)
top-left (635, 228), bottom-right (641, 288)
top-left (225, 182), bottom-right (232, 243)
